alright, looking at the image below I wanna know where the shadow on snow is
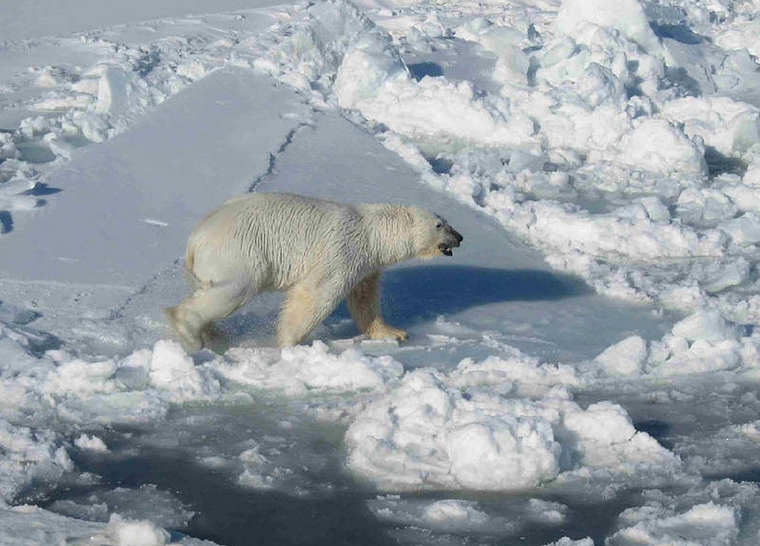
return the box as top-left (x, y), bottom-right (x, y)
top-left (380, 265), bottom-right (591, 322)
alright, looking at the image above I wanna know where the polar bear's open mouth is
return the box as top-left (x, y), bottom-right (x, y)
top-left (439, 226), bottom-right (463, 256)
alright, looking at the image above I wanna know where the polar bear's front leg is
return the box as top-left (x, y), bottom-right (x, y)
top-left (347, 271), bottom-right (408, 342)
top-left (277, 282), bottom-right (343, 347)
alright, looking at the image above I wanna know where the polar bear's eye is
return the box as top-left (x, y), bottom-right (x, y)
top-left (435, 222), bottom-right (443, 229)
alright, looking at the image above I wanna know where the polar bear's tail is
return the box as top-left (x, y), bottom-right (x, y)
top-left (185, 243), bottom-right (195, 272)
top-left (183, 245), bottom-right (203, 289)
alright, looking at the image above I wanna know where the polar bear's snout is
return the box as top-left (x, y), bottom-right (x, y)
top-left (439, 226), bottom-right (464, 256)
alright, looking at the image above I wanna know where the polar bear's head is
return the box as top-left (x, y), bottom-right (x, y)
top-left (411, 209), bottom-right (464, 259)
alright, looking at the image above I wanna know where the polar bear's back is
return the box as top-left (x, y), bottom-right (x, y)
top-left (187, 193), bottom-right (362, 290)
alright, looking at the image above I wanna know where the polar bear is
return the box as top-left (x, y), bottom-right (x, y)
top-left (167, 192), bottom-right (463, 351)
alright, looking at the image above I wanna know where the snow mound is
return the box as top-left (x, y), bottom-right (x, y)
top-left (450, 350), bottom-right (581, 396)
top-left (260, 0), bottom-right (534, 151)
top-left (106, 515), bottom-right (171, 546)
top-left (555, 0), bottom-right (662, 55)
top-left (346, 368), bottom-right (562, 491)
top-left (660, 96), bottom-right (760, 159)
top-left (368, 494), bottom-right (574, 538)
top-left (217, 341), bottom-right (404, 395)
top-left (0, 323), bottom-right (216, 429)
top-left (545, 539), bottom-right (594, 546)
top-left (608, 480), bottom-right (760, 546)
top-left (373, 496), bottom-right (494, 528)
top-left (593, 119), bottom-right (707, 177)
top-left (148, 340), bottom-right (220, 401)
top-left (560, 401), bottom-right (675, 471)
top-left (594, 309), bottom-right (759, 377)
top-left (347, 355), bottom-right (678, 491)
top-left (593, 335), bottom-right (648, 377)
top-left (73, 434), bottom-right (109, 453)
top-left (612, 503), bottom-right (738, 546)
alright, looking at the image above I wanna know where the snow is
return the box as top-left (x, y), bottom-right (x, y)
top-left (346, 368), bottom-right (562, 491)
top-left (218, 342), bottom-right (404, 395)
top-left (74, 434), bottom-right (109, 453)
top-left (600, 118), bottom-right (708, 177)
top-left (3, 0), bottom-right (760, 545)
top-left (0, 67), bottom-right (310, 285)
top-left (0, 505), bottom-right (214, 546)
top-left (590, 308), bottom-right (760, 378)
top-left (108, 515), bottom-right (172, 546)
top-left (606, 480), bottom-right (760, 546)
top-left (555, 0), bottom-right (664, 57)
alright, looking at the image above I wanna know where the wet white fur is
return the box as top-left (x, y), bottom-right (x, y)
top-left (167, 192), bottom-right (452, 350)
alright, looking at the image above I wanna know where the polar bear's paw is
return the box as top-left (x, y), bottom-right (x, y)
top-left (165, 306), bottom-right (204, 352)
top-left (367, 323), bottom-right (408, 342)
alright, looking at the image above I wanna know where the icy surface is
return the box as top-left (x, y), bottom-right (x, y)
top-left (3, 0), bottom-right (760, 545)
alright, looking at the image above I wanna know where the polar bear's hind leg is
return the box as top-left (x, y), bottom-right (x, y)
top-left (166, 305), bottom-right (204, 352)
top-left (167, 279), bottom-right (250, 351)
